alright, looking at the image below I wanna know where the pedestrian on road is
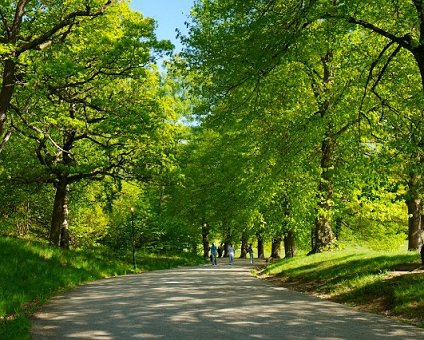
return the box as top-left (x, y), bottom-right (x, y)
top-left (247, 243), bottom-right (254, 264)
top-left (210, 243), bottom-right (217, 265)
top-left (228, 244), bottom-right (234, 265)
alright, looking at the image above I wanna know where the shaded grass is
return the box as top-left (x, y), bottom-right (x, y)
top-left (260, 247), bottom-right (424, 327)
top-left (0, 237), bottom-right (204, 339)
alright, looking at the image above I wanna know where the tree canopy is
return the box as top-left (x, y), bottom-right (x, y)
top-left (0, 0), bottom-right (423, 258)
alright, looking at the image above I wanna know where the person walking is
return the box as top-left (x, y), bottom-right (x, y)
top-left (247, 243), bottom-right (254, 264)
top-left (228, 244), bottom-right (235, 265)
top-left (210, 243), bottom-right (217, 265)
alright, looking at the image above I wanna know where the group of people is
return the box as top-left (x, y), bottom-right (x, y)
top-left (209, 243), bottom-right (254, 265)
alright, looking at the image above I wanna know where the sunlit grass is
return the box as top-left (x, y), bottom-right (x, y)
top-left (261, 247), bottom-right (423, 327)
top-left (0, 237), bottom-right (204, 339)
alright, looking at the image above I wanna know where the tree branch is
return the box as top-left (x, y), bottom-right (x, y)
top-left (412, 0), bottom-right (424, 44)
top-left (324, 14), bottom-right (413, 51)
top-left (17, 1), bottom-right (112, 55)
top-left (0, 129), bottom-right (12, 152)
top-left (0, 8), bottom-right (11, 40)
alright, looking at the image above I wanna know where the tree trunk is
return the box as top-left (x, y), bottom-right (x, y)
top-left (308, 51), bottom-right (336, 254)
top-left (311, 134), bottom-right (336, 253)
top-left (271, 236), bottom-right (282, 259)
top-left (222, 224), bottom-right (231, 257)
top-left (0, 0), bottom-right (25, 153)
top-left (223, 242), bottom-right (229, 257)
top-left (257, 234), bottom-right (265, 259)
top-left (406, 173), bottom-right (422, 250)
top-left (201, 222), bottom-right (209, 258)
top-left (239, 233), bottom-right (248, 258)
top-left (0, 59), bottom-right (17, 153)
top-left (284, 230), bottom-right (296, 258)
top-left (50, 178), bottom-right (70, 247)
top-left (412, 45), bottom-right (424, 94)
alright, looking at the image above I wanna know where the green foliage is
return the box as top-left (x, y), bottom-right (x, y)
top-left (178, 0), bottom-right (424, 255)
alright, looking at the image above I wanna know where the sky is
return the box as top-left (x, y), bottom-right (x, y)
top-left (130, 0), bottom-right (194, 52)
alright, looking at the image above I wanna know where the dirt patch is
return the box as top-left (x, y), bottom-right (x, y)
top-left (388, 263), bottom-right (424, 278)
top-left (390, 263), bottom-right (424, 272)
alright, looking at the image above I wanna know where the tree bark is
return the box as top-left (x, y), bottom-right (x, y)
top-left (311, 134), bottom-right (336, 253)
top-left (406, 172), bottom-right (422, 250)
top-left (0, 58), bottom-right (17, 153)
top-left (412, 45), bottom-right (424, 93)
top-left (284, 230), bottom-right (296, 258)
top-left (0, 0), bottom-right (25, 151)
top-left (307, 51), bottom-right (337, 254)
top-left (257, 233), bottom-right (265, 259)
top-left (201, 222), bottom-right (209, 258)
top-left (49, 178), bottom-right (70, 247)
top-left (271, 236), bottom-right (282, 259)
top-left (239, 232), bottom-right (248, 258)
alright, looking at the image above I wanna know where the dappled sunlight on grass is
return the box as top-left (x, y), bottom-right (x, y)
top-left (260, 247), bottom-right (424, 326)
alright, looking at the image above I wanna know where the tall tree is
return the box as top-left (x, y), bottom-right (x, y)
top-left (315, 0), bottom-right (424, 250)
top-left (7, 2), bottom-right (174, 247)
top-left (0, 0), bottom-right (120, 153)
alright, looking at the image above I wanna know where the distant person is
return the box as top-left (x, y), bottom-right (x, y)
top-left (210, 243), bottom-right (217, 265)
top-left (228, 244), bottom-right (235, 265)
top-left (247, 243), bottom-right (254, 264)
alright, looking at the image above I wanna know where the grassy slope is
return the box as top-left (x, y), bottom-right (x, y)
top-left (0, 237), bottom-right (204, 339)
top-left (260, 247), bottom-right (424, 328)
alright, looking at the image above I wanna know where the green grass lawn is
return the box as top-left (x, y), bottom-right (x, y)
top-left (0, 237), bottom-right (204, 339)
top-left (260, 247), bottom-right (424, 328)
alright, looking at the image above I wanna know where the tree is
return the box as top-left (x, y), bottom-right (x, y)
top-left (314, 0), bottom-right (424, 250)
top-left (7, 2), bottom-right (174, 247)
top-left (0, 0), bottom-right (123, 153)
top-left (182, 0), bottom-right (424, 254)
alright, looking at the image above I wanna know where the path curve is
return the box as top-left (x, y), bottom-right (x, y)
top-left (32, 259), bottom-right (424, 339)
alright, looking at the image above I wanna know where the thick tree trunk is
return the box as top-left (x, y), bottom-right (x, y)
top-left (284, 230), bottom-right (296, 258)
top-left (0, 0), bottom-right (25, 153)
top-left (201, 222), bottom-right (209, 258)
top-left (223, 242), bottom-right (229, 257)
top-left (309, 51), bottom-right (336, 254)
top-left (271, 236), bottom-right (282, 259)
top-left (0, 59), bottom-right (17, 153)
top-left (412, 45), bottom-right (424, 94)
top-left (311, 134), bottom-right (336, 253)
top-left (239, 233), bottom-right (248, 258)
top-left (50, 179), bottom-right (70, 247)
top-left (406, 173), bottom-right (422, 250)
top-left (257, 234), bottom-right (265, 259)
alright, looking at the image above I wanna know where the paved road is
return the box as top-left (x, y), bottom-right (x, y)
top-left (32, 259), bottom-right (424, 339)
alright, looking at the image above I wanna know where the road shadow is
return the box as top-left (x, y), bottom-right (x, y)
top-left (32, 259), bottom-right (424, 339)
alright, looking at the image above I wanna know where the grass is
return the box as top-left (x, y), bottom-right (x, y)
top-left (260, 247), bottom-right (424, 328)
top-left (0, 236), bottom-right (204, 339)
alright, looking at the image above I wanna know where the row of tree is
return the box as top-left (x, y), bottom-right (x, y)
top-left (174, 0), bottom-right (424, 257)
top-left (1, 1), bottom-right (423, 259)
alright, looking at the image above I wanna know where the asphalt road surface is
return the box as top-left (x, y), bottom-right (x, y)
top-left (32, 259), bottom-right (424, 339)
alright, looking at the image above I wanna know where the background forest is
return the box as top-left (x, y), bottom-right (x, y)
top-left (1, 0), bottom-right (423, 262)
